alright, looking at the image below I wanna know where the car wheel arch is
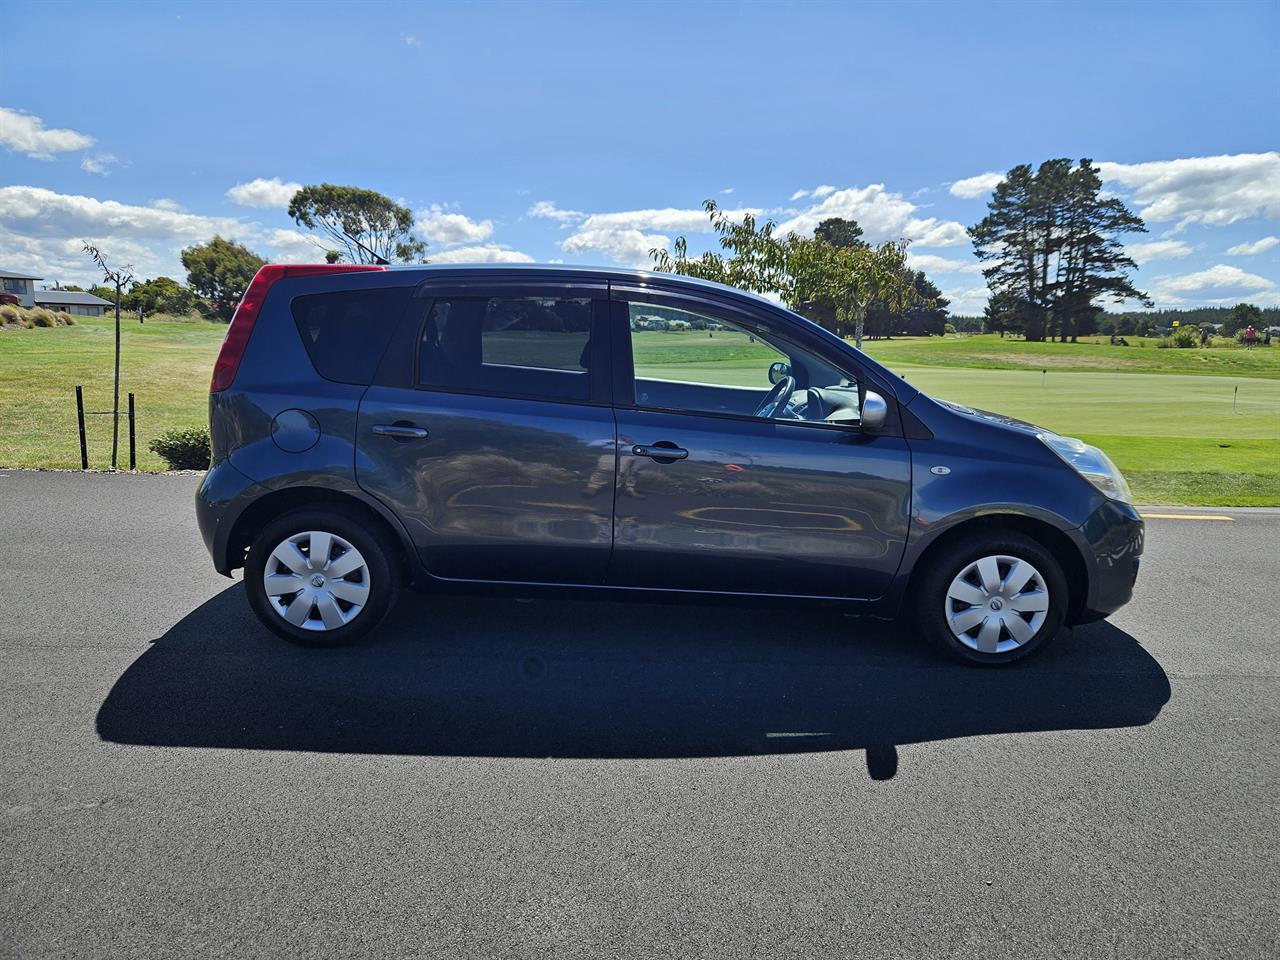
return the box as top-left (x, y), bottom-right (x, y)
top-left (225, 486), bottom-right (417, 585)
top-left (906, 513), bottom-right (1089, 625)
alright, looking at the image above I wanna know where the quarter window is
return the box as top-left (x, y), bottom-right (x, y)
top-left (418, 296), bottom-right (593, 401)
top-left (292, 287), bottom-right (414, 385)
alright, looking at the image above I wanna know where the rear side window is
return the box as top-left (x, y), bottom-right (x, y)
top-left (291, 287), bottom-right (413, 385)
top-left (418, 296), bottom-right (593, 401)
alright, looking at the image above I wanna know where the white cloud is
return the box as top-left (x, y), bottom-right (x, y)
top-left (534, 201), bottom-right (761, 266)
top-left (575, 207), bottom-right (722, 234)
top-left (1148, 263), bottom-right (1278, 305)
top-left (1098, 152), bottom-right (1280, 229)
top-left (528, 200), bottom-right (584, 223)
top-left (906, 252), bottom-right (982, 274)
top-left (427, 244), bottom-right (535, 264)
top-left (948, 153), bottom-right (1280, 231)
top-left (415, 205), bottom-right (493, 245)
top-left (720, 187), bottom-right (735, 195)
top-left (1, 185), bottom-right (251, 244)
top-left (776, 183), bottom-right (968, 247)
top-left (225, 176), bottom-right (303, 209)
top-left (561, 227), bottom-right (669, 268)
top-left (264, 229), bottom-right (327, 263)
top-left (80, 153), bottom-right (119, 175)
top-left (949, 171), bottom-right (1004, 199)
top-left (789, 185), bottom-right (837, 201)
top-left (1226, 236), bottom-right (1280, 256)
top-left (1126, 240), bottom-right (1192, 263)
top-left (941, 286), bottom-right (990, 315)
top-left (402, 33), bottom-right (423, 47)
top-left (151, 199), bottom-right (184, 213)
top-left (0, 107), bottom-right (95, 159)
top-left (906, 219), bottom-right (970, 248)
top-left (0, 184), bottom-right (258, 285)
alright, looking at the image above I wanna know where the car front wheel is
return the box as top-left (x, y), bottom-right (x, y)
top-left (915, 531), bottom-right (1067, 665)
top-left (244, 506), bottom-right (399, 647)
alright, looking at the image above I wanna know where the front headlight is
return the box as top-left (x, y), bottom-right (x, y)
top-left (1038, 433), bottom-right (1133, 503)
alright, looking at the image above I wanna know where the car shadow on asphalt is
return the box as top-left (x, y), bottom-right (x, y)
top-left (96, 584), bottom-right (1170, 777)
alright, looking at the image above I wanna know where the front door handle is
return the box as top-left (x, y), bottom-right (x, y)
top-left (372, 423), bottom-right (429, 440)
top-left (633, 442), bottom-right (688, 461)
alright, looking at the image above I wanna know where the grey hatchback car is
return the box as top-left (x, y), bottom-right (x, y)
top-left (196, 263), bottom-right (1143, 665)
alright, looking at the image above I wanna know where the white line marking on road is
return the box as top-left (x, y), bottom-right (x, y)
top-left (1140, 513), bottom-right (1234, 521)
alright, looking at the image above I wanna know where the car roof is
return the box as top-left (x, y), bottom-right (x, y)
top-left (382, 262), bottom-right (784, 312)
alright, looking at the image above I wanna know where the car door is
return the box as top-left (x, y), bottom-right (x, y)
top-left (356, 279), bottom-right (616, 584)
top-left (608, 287), bottom-right (911, 599)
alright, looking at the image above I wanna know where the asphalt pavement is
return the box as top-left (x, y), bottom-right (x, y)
top-left (1, 471), bottom-right (1276, 959)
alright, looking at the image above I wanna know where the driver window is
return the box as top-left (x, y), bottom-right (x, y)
top-left (626, 301), bottom-right (861, 425)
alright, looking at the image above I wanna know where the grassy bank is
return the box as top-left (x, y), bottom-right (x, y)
top-left (2, 321), bottom-right (1276, 504)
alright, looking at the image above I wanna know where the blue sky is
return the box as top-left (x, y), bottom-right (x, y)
top-left (2, 0), bottom-right (1277, 313)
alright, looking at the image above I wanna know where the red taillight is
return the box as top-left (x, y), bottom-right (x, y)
top-left (210, 263), bottom-right (387, 392)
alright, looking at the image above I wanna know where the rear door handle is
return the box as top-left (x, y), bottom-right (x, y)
top-left (372, 423), bottom-right (430, 440)
top-left (633, 443), bottom-right (688, 461)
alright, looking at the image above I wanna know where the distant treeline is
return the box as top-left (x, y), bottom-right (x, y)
top-left (1101, 306), bottom-right (1280, 327)
top-left (952, 305), bottom-right (1279, 336)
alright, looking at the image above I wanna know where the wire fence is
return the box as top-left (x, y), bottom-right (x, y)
top-left (74, 385), bottom-right (135, 470)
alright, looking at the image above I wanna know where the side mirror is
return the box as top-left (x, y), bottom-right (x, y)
top-left (768, 361), bottom-right (791, 384)
top-left (861, 391), bottom-right (888, 432)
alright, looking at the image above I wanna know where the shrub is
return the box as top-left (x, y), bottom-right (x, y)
top-left (55, 311), bottom-right (74, 326)
top-left (1154, 336), bottom-right (1173, 349)
top-left (1172, 326), bottom-right (1200, 348)
top-left (29, 308), bottom-right (57, 327)
top-left (148, 426), bottom-right (211, 470)
top-left (0, 304), bottom-right (21, 323)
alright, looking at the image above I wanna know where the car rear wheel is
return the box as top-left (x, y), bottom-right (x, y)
top-left (244, 506), bottom-right (399, 647)
top-left (915, 531), bottom-right (1067, 665)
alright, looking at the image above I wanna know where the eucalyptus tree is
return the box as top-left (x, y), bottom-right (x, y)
top-left (288, 184), bottom-right (428, 264)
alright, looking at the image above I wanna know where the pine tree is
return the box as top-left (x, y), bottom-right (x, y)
top-left (970, 159), bottom-right (1149, 342)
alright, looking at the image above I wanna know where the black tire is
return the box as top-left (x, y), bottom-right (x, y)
top-left (244, 505), bottom-right (400, 648)
top-left (913, 530), bottom-right (1067, 666)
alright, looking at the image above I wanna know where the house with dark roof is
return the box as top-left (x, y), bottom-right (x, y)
top-left (1, 268), bottom-right (113, 316)
top-left (34, 290), bottom-right (112, 317)
top-left (1, 269), bottom-right (42, 307)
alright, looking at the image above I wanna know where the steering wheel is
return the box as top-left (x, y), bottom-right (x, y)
top-left (753, 375), bottom-right (796, 420)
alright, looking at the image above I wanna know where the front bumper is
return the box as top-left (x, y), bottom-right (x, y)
top-left (1070, 499), bottom-right (1144, 623)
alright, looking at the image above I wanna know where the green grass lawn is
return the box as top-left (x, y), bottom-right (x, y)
top-left (0, 314), bottom-right (219, 472)
top-left (2, 322), bottom-right (1277, 505)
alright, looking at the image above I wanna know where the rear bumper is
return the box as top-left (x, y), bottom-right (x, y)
top-left (195, 457), bottom-right (263, 575)
top-left (1069, 499), bottom-right (1144, 623)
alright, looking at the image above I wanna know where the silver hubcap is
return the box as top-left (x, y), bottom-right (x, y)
top-left (945, 554), bottom-right (1050, 654)
top-left (263, 530), bottom-right (370, 632)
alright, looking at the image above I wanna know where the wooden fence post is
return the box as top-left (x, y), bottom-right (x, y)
top-left (128, 393), bottom-right (136, 470)
top-left (75, 386), bottom-right (88, 470)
